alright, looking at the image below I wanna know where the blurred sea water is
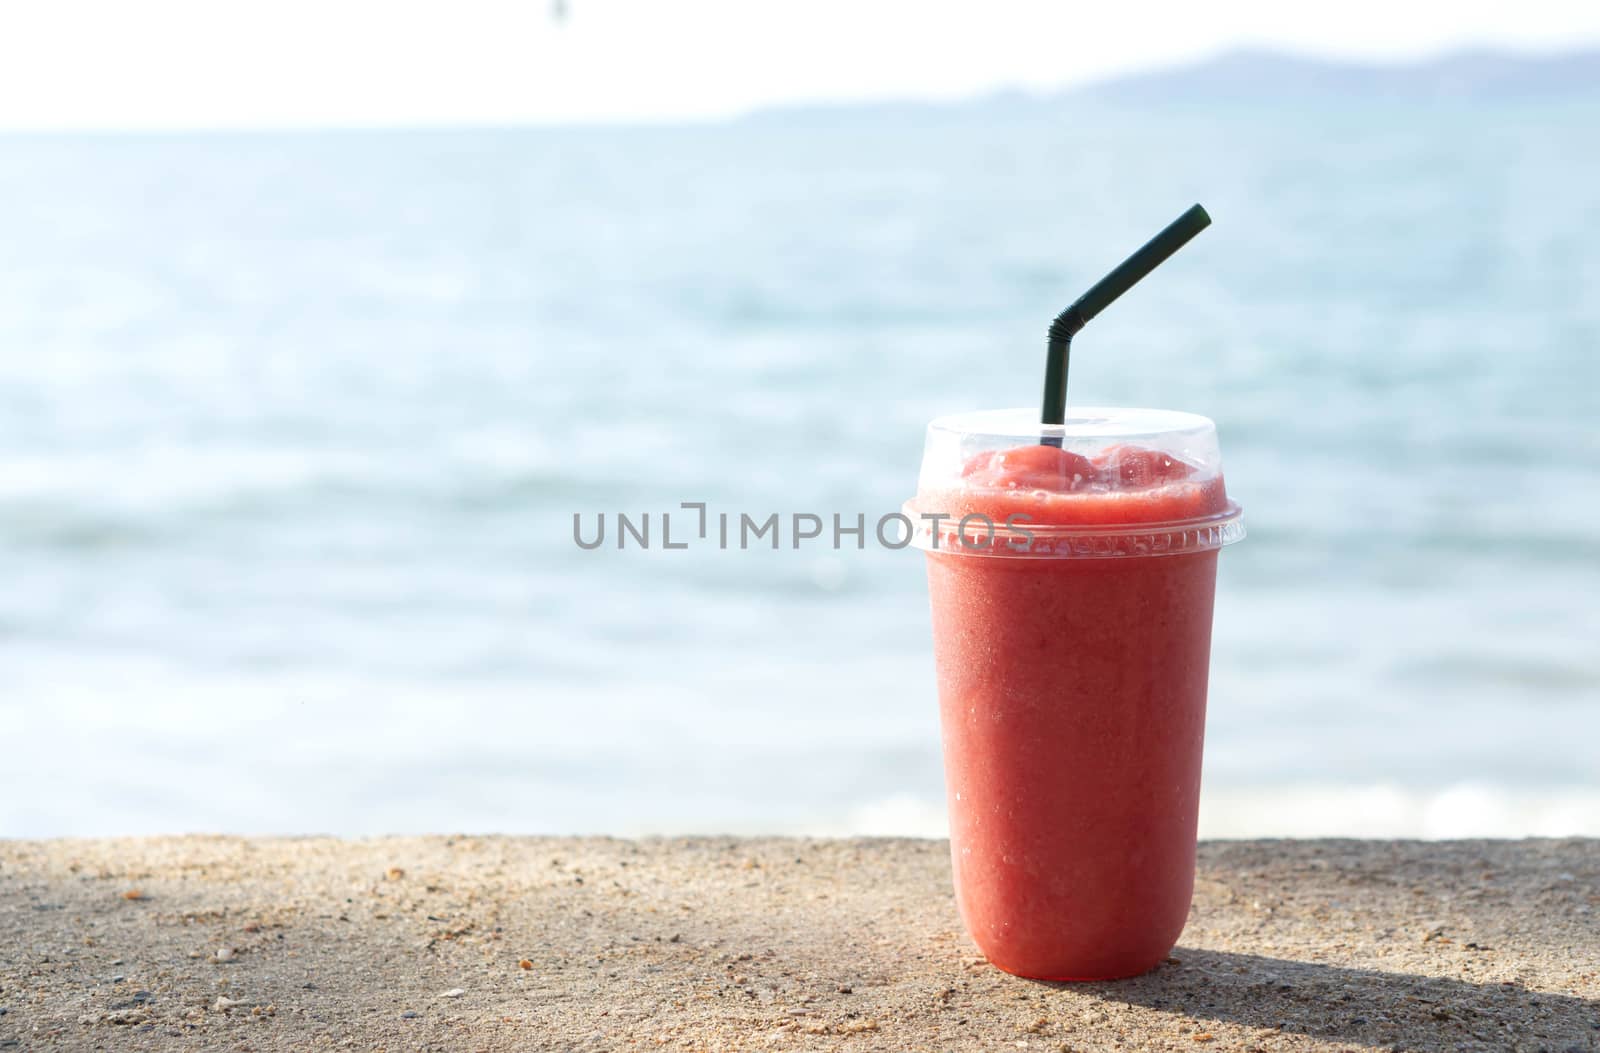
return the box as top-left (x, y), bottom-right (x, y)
top-left (1, 101), bottom-right (1597, 837)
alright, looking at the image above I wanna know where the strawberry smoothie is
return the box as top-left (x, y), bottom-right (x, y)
top-left (910, 409), bottom-right (1242, 981)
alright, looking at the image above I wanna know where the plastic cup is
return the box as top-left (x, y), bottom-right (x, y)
top-left (905, 407), bottom-right (1244, 981)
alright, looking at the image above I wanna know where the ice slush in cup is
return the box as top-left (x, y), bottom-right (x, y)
top-left (906, 408), bottom-right (1243, 980)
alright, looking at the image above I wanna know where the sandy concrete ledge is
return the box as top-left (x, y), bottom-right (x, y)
top-left (1, 837), bottom-right (1596, 1052)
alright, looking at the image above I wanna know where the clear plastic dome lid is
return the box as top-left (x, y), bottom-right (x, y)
top-left (905, 407), bottom-right (1244, 558)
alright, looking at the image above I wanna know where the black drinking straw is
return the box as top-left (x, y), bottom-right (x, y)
top-left (1040, 204), bottom-right (1211, 446)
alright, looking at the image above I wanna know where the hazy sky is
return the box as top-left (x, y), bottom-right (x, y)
top-left (3, 0), bottom-right (1599, 130)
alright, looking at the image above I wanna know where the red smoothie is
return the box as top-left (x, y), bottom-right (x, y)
top-left (913, 412), bottom-right (1240, 981)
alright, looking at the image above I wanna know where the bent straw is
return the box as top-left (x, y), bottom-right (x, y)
top-left (1041, 204), bottom-right (1211, 446)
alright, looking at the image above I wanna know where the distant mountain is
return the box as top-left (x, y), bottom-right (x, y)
top-left (1080, 46), bottom-right (1600, 102)
top-left (743, 47), bottom-right (1600, 124)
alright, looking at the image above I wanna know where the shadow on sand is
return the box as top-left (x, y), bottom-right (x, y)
top-left (1057, 948), bottom-right (1599, 1051)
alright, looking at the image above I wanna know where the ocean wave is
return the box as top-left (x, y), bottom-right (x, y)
top-left (0, 447), bottom-right (666, 550)
top-left (810, 783), bottom-right (1600, 840)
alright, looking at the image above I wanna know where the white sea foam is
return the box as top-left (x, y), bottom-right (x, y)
top-left (816, 785), bottom-right (1600, 840)
top-left (1199, 784), bottom-right (1600, 839)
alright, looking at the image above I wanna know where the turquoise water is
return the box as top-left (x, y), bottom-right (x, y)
top-left (2, 103), bottom-right (1597, 837)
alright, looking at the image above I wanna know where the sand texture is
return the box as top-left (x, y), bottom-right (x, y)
top-left (1, 837), bottom-right (1597, 1051)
